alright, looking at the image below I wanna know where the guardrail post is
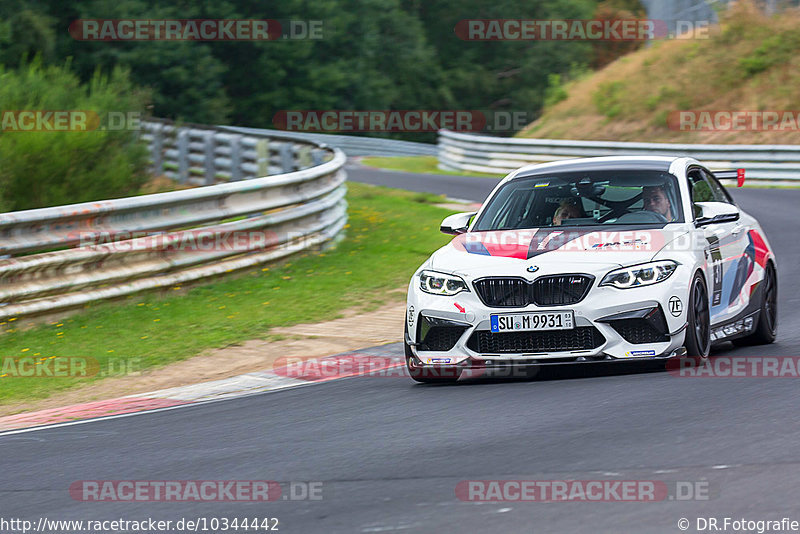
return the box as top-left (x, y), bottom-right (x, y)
top-left (311, 149), bottom-right (326, 166)
top-left (280, 144), bottom-right (294, 173)
top-left (297, 146), bottom-right (313, 169)
top-left (256, 139), bottom-right (270, 177)
top-left (230, 135), bottom-right (243, 181)
top-left (204, 132), bottom-right (216, 185)
top-left (151, 123), bottom-right (164, 175)
top-left (177, 130), bottom-right (189, 183)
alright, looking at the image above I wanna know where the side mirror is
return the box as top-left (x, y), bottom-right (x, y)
top-left (695, 202), bottom-right (740, 227)
top-left (440, 212), bottom-right (476, 235)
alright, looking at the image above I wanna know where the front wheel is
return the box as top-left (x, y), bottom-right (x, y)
top-left (733, 262), bottom-right (778, 346)
top-left (685, 272), bottom-right (711, 360)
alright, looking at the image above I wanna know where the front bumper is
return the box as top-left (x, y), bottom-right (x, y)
top-left (404, 345), bottom-right (686, 376)
top-left (406, 271), bottom-right (691, 366)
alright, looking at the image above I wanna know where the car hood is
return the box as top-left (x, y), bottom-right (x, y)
top-left (430, 227), bottom-right (689, 277)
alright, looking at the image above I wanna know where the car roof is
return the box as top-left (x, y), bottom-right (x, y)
top-left (510, 156), bottom-right (678, 180)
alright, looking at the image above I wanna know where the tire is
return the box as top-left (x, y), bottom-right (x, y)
top-left (733, 262), bottom-right (777, 346)
top-left (404, 326), bottom-right (461, 384)
top-left (685, 272), bottom-right (711, 360)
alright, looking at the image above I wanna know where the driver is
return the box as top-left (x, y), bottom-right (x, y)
top-left (642, 185), bottom-right (674, 221)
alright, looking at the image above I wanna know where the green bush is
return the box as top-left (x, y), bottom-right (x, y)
top-left (0, 60), bottom-right (149, 211)
top-left (592, 81), bottom-right (626, 119)
top-left (739, 30), bottom-right (800, 76)
top-left (543, 74), bottom-right (569, 108)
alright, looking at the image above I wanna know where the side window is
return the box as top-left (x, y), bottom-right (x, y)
top-left (702, 169), bottom-right (734, 204)
top-left (688, 169), bottom-right (714, 203)
top-left (489, 189), bottom-right (534, 229)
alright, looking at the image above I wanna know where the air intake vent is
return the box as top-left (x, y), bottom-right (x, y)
top-left (609, 319), bottom-right (669, 344)
top-left (418, 326), bottom-right (467, 352)
top-left (467, 327), bottom-right (605, 353)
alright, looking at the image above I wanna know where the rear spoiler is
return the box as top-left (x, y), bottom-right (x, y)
top-left (712, 168), bottom-right (746, 187)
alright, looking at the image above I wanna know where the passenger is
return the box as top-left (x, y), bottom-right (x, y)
top-left (553, 200), bottom-right (581, 226)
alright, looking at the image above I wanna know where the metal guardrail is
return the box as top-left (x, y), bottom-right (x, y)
top-left (143, 119), bottom-right (333, 183)
top-left (0, 119), bottom-right (347, 320)
top-left (220, 125), bottom-right (438, 158)
top-left (437, 129), bottom-right (800, 180)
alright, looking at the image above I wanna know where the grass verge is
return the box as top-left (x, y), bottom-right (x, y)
top-left (360, 156), bottom-right (502, 178)
top-left (0, 182), bottom-right (455, 405)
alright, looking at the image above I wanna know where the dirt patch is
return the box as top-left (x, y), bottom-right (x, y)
top-left (434, 202), bottom-right (482, 212)
top-left (0, 299), bottom-right (407, 417)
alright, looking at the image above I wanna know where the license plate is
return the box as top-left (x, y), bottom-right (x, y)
top-left (490, 311), bottom-right (574, 333)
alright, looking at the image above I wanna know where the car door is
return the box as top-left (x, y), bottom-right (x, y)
top-left (704, 168), bottom-right (757, 319)
top-left (688, 167), bottom-right (748, 325)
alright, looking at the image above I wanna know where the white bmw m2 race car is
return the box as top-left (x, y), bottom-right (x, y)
top-left (405, 157), bottom-right (778, 383)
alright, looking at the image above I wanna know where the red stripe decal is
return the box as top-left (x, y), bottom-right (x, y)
top-left (749, 229), bottom-right (769, 267)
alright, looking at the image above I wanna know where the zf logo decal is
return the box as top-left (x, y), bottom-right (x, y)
top-left (669, 296), bottom-right (683, 317)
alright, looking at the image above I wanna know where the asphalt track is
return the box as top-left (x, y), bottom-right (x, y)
top-left (2, 165), bottom-right (800, 533)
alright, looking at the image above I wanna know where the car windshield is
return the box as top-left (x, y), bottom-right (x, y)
top-left (472, 170), bottom-right (683, 231)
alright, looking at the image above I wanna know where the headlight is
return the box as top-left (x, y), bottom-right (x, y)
top-left (600, 261), bottom-right (678, 289)
top-left (419, 270), bottom-right (469, 296)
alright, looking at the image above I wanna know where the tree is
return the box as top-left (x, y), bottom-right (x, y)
top-left (0, 60), bottom-right (149, 210)
top-left (1, 0), bottom-right (643, 139)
